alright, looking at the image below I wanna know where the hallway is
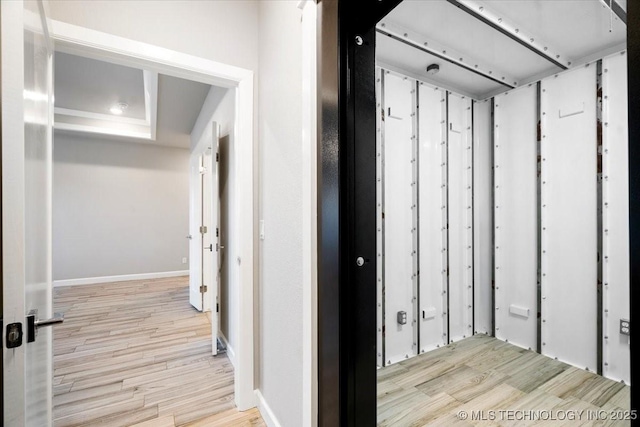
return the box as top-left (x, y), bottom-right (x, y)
top-left (52, 277), bottom-right (263, 426)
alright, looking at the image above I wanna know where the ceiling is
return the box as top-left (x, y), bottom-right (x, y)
top-left (377, 0), bottom-right (627, 99)
top-left (55, 52), bottom-right (147, 119)
top-left (54, 52), bottom-right (212, 149)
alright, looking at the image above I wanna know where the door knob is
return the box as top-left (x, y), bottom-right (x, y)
top-left (205, 244), bottom-right (213, 252)
top-left (26, 309), bottom-right (63, 343)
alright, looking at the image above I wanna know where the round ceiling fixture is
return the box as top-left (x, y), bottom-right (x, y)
top-left (426, 64), bottom-right (440, 75)
top-left (109, 102), bottom-right (129, 115)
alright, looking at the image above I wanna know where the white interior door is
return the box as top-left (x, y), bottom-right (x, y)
top-left (190, 153), bottom-right (215, 314)
top-left (2, 1), bottom-right (56, 425)
top-left (189, 154), bottom-right (204, 311)
top-left (188, 122), bottom-right (220, 354)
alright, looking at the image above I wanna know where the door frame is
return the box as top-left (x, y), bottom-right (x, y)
top-left (317, 0), bottom-right (639, 425)
top-left (48, 20), bottom-right (257, 410)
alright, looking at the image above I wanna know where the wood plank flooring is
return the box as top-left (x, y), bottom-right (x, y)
top-left (377, 335), bottom-right (631, 426)
top-left (53, 277), bottom-right (265, 427)
top-left (55, 278), bottom-right (630, 426)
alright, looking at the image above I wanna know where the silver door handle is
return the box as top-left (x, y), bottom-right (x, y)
top-left (27, 309), bottom-right (64, 343)
top-left (36, 314), bottom-right (64, 327)
top-left (186, 235), bottom-right (193, 240)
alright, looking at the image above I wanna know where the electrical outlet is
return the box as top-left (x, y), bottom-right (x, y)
top-left (620, 319), bottom-right (630, 336)
top-left (397, 311), bottom-right (407, 325)
top-left (182, 257), bottom-right (187, 264)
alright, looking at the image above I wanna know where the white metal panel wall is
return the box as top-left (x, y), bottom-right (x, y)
top-left (494, 85), bottom-right (538, 350)
top-left (540, 65), bottom-right (597, 371)
top-left (382, 72), bottom-right (417, 364)
top-left (472, 99), bottom-right (492, 335)
top-left (447, 93), bottom-right (473, 342)
top-left (602, 52), bottom-right (630, 384)
top-left (375, 68), bottom-right (384, 367)
top-left (417, 82), bottom-right (448, 352)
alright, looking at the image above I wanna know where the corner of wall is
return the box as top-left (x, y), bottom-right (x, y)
top-left (255, 390), bottom-right (283, 427)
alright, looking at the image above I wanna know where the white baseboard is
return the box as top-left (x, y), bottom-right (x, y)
top-left (255, 390), bottom-right (282, 427)
top-left (218, 332), bottom-right (236, 368)
top-left (53, 270), bottom-right (189, 287)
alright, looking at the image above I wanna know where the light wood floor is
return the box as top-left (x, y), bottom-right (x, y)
top-left (53, 276), bottom-right (265, 427)
top-left (378, 334), bottom-right (630, 426)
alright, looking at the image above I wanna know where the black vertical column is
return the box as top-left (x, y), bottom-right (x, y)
top-left (317, 1), bottom-right (421, 425)
top-left (317, 1), bottom-right (341, 426)
top-left (347, 25), bottom-right (378, 427)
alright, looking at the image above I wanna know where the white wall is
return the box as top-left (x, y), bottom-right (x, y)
top-left (258, 2), bottom-right (304, 426)
top-left (53, 132), bottom-right (190, 280)
top-left (191, 86), bottom-right (239, 360)
top-left (48, 1), bottom-right (259, 72)
top-left (49, 2), bottom-right (309, 423)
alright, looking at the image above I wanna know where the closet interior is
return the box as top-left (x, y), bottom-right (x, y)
top-left (375, 0), bottom-right (629, 387)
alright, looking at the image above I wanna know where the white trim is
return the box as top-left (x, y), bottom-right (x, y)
top-left (51, 20), bottom-right (252, 87)
top-left (219, 332), bottom-right (236, 368)
top-left (54, 107), bottom-right (149, 126)
top-left (301, 1), bottom-right (318, 426)
top-left (53, 122), bottom-right (151, 139)
top-left (49, 20), bottom-right (256, 411)
top-left (143, 69), bottom-right (158, 140)
top-left (53, 270), bottom-right (189, 287)
top-left (233, 72), bottom-right (256, 412)
top-left (255, 390), bottom-right (282, 427)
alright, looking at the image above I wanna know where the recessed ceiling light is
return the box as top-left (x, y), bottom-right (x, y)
top-left (109, 102), bottom-right (128, 115)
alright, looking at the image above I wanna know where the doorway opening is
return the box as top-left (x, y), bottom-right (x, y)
top-left (51, 43), bottom-right (246, 423)
top-left (45, 17), bottom-right (255, 424)
top-left (318, 0), bottom-right (637, 424)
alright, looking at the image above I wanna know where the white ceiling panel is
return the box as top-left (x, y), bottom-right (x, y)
top-left (378, 0), bottom-right (626, 99)
top-left (380, 0), bottom-right (559, 83)
top-left (377, 36), bottom-right (502, 98)
top-left (483, 0), bottom-right (626, 61)
top-left (55, 52), bottom-right (146, 119)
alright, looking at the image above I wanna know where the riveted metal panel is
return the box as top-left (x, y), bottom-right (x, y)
top-left (473, 98), bottom-right (493, 335)
top-left (447, 93), bottom-right (474, 343)
top-left (494, 85), bottom-right (538, 350)
top-left (375, 67), bottom-right (384, 367)
top-left (382, 71), bottom-right (418, 364)
top-left (417, 80), bottom-right (448, 352)
top-left (602, 51), bottom-right (630, 384)
top-left (540, 64), bottom-right (598, 371)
